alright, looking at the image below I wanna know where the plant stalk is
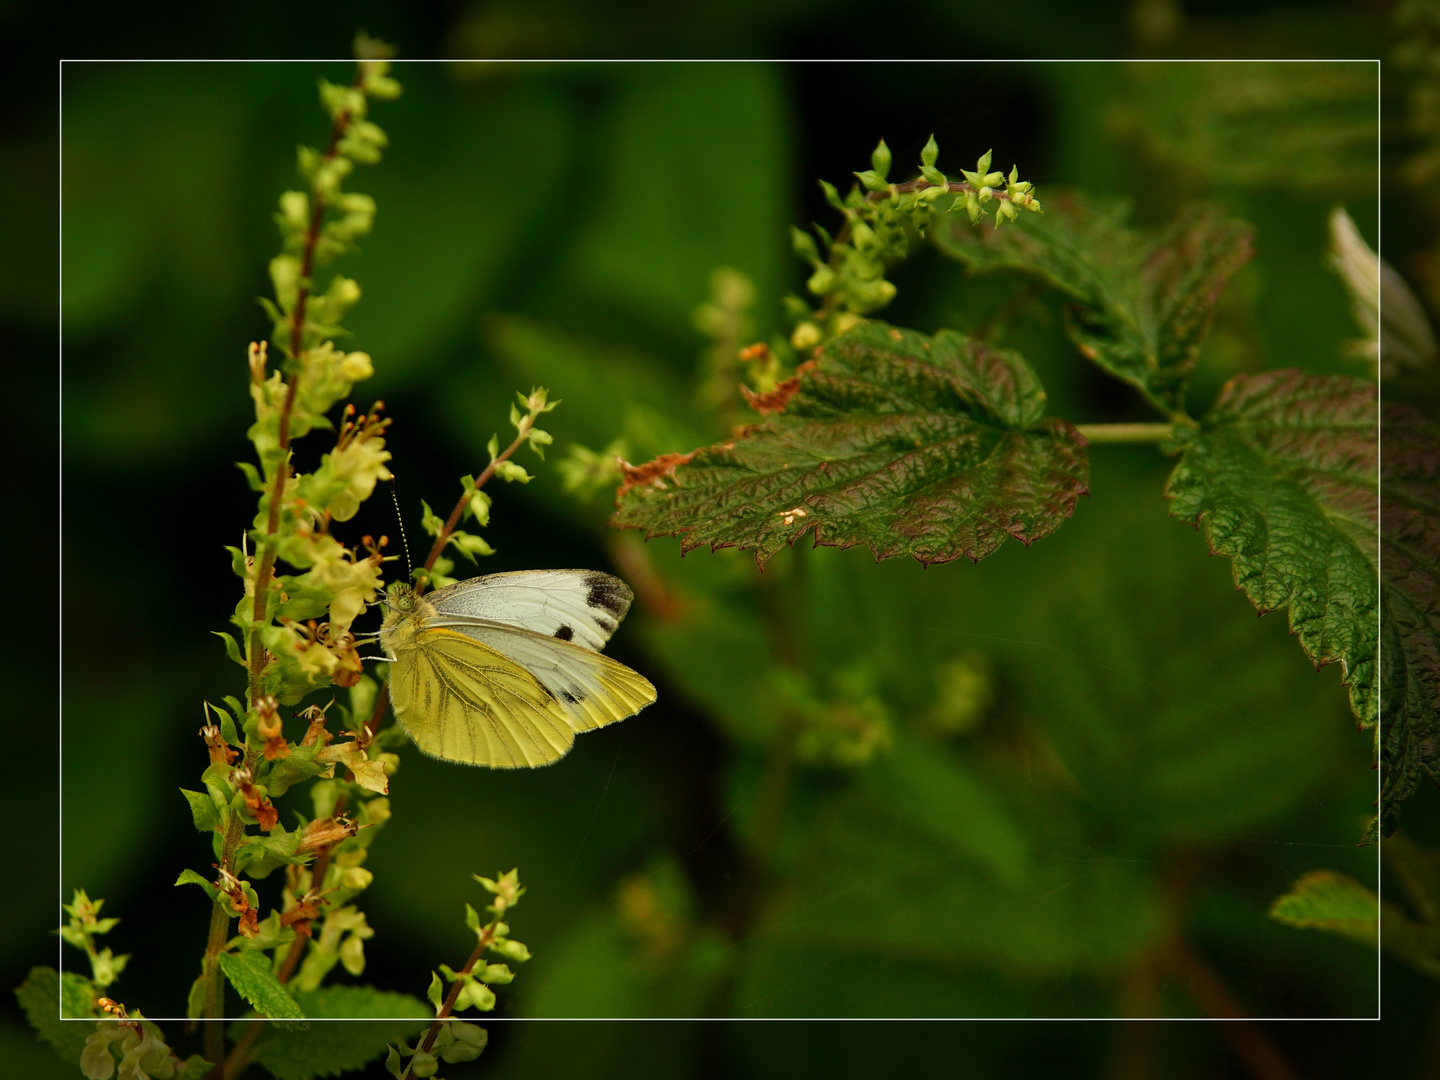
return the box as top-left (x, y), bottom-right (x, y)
top-left (365, 422), bottom-right (535, 738)
top-left (1074, 422), bottom-right (1177, 444)
top-left (418, 424), bottom-right (533, 586)
top-left (401, 924), bottom-right (498, 1079)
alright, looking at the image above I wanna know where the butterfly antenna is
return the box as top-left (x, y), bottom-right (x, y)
top-left (390, 478), bottom-right (413, 581)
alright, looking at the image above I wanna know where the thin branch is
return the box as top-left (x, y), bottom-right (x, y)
top-left (1170, 941), bottom-right (1302, 1080)
top-left (200, 814), bottom-right (255, 1074)
top-left (419, 425), bottom-right (533, 584)
top-left (1075, 422), bottom-right (1177, 444)
top-left (401, 925), bottom-right (497, 1080)
top-left (361, 423), bottom-right (534, 739)
top-left (867, 176), bottom-right (1022, 203)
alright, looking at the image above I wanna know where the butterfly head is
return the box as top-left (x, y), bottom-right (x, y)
top-left (386, 581), bottom-right (420, 613)
top-left (380, 582), bottom-right (436, 648)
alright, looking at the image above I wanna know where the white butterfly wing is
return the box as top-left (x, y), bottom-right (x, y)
top-left (426, 570), bottom-right (632, 651)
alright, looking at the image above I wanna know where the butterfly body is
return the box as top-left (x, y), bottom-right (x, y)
top-left (379, 570), bottom-right (656, 768)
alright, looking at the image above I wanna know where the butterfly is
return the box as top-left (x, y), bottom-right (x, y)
top-left (378, 570), bottom-right (657, 767)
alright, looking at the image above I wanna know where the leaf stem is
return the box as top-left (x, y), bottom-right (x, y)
top-left (1074, 422), bottom-right (1177, 444)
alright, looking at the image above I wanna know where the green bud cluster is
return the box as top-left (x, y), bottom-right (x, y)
top-left (768, 668), bottom-right (894, 768)
top-left (693, 266), bottom-right (758, 421)
top-left (786, 137), bottom-right (1040, 354)
top-left (414, 388), bottom-right (558, 591)
top-left (385, 1022), bottom-right (488, 1078)
top-left (387, 870), bottom-right (532, 1077)
top-left (235, 49), bottom-right (403, 706)
top-left (60, 891), bottom-right (129, 991)
top-left (558, 437), bottom-right (629, 499)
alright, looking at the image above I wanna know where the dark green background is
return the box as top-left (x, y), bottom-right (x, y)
top-left (11, 0), bottom-right (1430, 1075)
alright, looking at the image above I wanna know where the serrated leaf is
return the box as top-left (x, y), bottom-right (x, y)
top-left (218, 950), bottom-right (306, 1020)
top-left (61, 971), bottom-right (99, 1019)
top-left (1378, 405), bottom-right (1440, 834)
top-left (14, 967), bottom-right (90, 1065)
top-left (1112, 61), bottom-right (1378, 193)
top-left (246, 986), bottom-right (429, 1080)
top-left (1166, 371), bottom-right (1377, 731)
top-left (612, 322), bottom-right (1088, 568)
top-left (1269, 869), bottom-right (1378, 946)
top-left (750, 789), bottom-right (1159, 983)
top-left (932, 192), bottom-right (1252, 415)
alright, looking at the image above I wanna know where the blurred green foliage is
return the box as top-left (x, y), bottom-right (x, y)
top-left (17, 4), bottom-right (1429, 1073)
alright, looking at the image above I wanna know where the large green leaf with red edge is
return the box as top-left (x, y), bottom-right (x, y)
top-left (610, 322), bottom-right (1089, 567)
top-left (931, 192), bottom-right (1253, 416)
top-left (1165, 369), bottom-right (1382, 815)
top-left (1378, 405), bottom-right (1440, 837)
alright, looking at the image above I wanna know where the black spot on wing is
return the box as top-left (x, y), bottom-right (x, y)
top-left (554, 625), bottom-right (574, 642)
top-left (584, 573), bottom-right (631, 618)
top-left (561, 689), bottom-right (580, 704)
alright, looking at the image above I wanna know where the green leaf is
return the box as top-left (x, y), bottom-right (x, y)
top-left (612, 322), bottom-right (1088, 568)
top-left (176, 868), bottom-right (220, 902)
top-left (14, 967), bottom-right (90, 1065)
top-left (744, 788), bottom-right (1159, 988)
top-left (1269, 869), bottom-right (1378, 946)
top-left (61, 971), bottom-right (99, 1019)
top-left (234, 828), bottom-right (306, 879)
top-left (262, 743), bottom-right (327, 799)
top-left (187, 973), bottom-right (208, 1020)
top-left (1377, 406), bottom-right (1440, 835)
top-left (1110, 61), bottom-right (1378, 193)
top-left (181, 788), bottom-right (221, 833)
top-left (932, 193), bottom-right (1252, 415)
top-left (246, 986), bottom-right (429, 1080)
top-left (218, 950), bottom-right (306, 1021)
top-left (213, 631), bottom-right (245, 667)
top-left (1165, 370), bottom-right (1379, 746)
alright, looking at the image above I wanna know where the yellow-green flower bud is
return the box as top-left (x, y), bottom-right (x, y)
top-left (806, 265), bottom-right (836, 295)
top-left (790, 321), bottom-right (823, 350)
top-left (921, 134), bottom-right (940, 168)
top-left (871, 138), bottom-right (892, 179)
top-left (339, 351), bottom-right (373, 382)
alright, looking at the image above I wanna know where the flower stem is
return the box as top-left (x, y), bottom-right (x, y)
top-left (364, 422), bottom-right (534, 738)
top-left (246, 76), bottom-right (362, 706)
top-left (418, 424), bottom-right (532, 583)
top-left (220, 795), bottom-right (348, 1079)
top-left (1074, 422), bottom-right (1177, 444)
top-left (401, 924), bottom-right (497, 1080)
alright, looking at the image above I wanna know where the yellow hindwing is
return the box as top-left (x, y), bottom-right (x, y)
top-left (388, 627), bottom-right (575, 767)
